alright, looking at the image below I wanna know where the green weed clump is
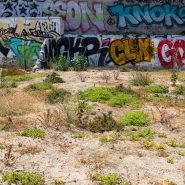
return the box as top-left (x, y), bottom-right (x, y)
top-left (172, 86), bottom-right (185, 95)
top-left (2, 171), bottom-right (44, 185)
top-left (71, 56), bottom-right (88, 71)
top-left (91, 173), bottom-right (129, 185)
top-left (18, 129), bottom-right (45, 138)
top-left (44, 72), bottom-right (65, 84)
top-left (25, 82), bottom-right (53, 91)
top-left (130, 73), bottom-right (153, 86)
top-left (119, 111), bottom-right (150, 126)
top-left (144, 85), bottom-right (168, 94)
top-left (0, 80), bottom-right (17, 88)
top-left (79, 86), bottom-right (140, 108)
top-left (46, 88), bottom-right (71, 104)
top-left (52, 56), bottom-right (69, 71)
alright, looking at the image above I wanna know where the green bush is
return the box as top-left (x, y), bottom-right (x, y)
top-left (2, 171), bottom-right (44, 185)
top-left (172, 86), bottom-right (185, 95)
top-left (0, 80), bottom-right (17, 88)
top-left (52, 56), bottom-right (69, 71)
top-left (46, 88), bottom-right (71, 104)
top-left (25, 82), bottom-right (53, 91)
top-left (144, 85), bottom-right (168, 94)
top-left (71, 56), bottom-right (88, 71)
top-left (91, 173), bottom-right (129, 185)
top-left (18, 129), bottom-right (45, 138)
top-left (79, 86), bottom-right (140, 108)
top-left (130, 73), bottom-right (153, 86)
top-left (119, 111), bottom-right (150, 126)
top-left (44, 72), bottom-right (65, 84)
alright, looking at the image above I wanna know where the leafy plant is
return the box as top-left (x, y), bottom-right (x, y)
top-left (99, 135), bottom-right (115, 145)
top-left (0, 79), bottom-right (17, 88)
top-left (167, 157), bottom-right (174, 164)
top-left (46, 88), bottom-right (71, 104)
top-left (166, 139), bottom-right (179, 147)
top-left (72, 132), bottom-right (86, 139)
top-left (25, 82), bottom-right (53, 91)
top-left (2, 171), bottom-right (44, 185)
top-left (119, 111), bottom-right (150, 126)
top-left (91, 173), bottom-right (129, 185)
top-left (18, 129), bottom-right (45, 138)
top-left (88, 112), bottom-right (122, 133)
top-left (130, 72), bottom-right (153, 86)
top-left (172, 86), bottom-right (185, 95)
top-left (171, 70), bottom-right (178, 87)
top-left (53, 178), bottom-right (64, 185)
top-left (44, 72), bottom-right (65, 84)
top-left (143, 139), bottom-right (154, 150)
top-left (70, 56), bottom-right (88, 71)
top-left (176, 150), bottom-right (185, 156)
top-left (52, 56), bottom-right (69, 71)
top-left (144, 85), bottom-right (168, 94)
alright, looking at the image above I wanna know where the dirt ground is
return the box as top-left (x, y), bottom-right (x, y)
top-left (0, 69), bottom-right (185, 185)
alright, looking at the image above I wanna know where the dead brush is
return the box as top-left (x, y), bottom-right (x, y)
top-left (16, 145), bottom-right (42, 155)
top-left (77, 73), bottom-right (87, 82)
top-left (101, 71), bottom-right (111, 83)
top-left (1, 145), bottom-right (16, 167)
top-left (113, 70), bottom-right (120, 80)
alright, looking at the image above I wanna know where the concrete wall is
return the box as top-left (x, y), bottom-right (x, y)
top-left (0, 0), bottom-right (185, 34)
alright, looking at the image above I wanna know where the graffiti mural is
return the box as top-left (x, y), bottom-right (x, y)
top-left (109, 38), bottom-right (155, 65)
top-left (158, 39), bottom-right (185, 68)
top-left (0, 17), bottom-right (63, 42)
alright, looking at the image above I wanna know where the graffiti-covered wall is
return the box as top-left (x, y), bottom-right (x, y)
top-left (0, 0), bottom-right (185, 34)
top-left (0, 17), bottom-right (63, 67)
top-left (44, 35), bottom-right (185, 69)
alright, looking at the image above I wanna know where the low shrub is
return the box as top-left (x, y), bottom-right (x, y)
top-left (2, 171), bottom-right (44, 185)
top-left (91, 173), bottom-right (129, 185)
top-left (144, 85), bottom-right (168, 94)
top-left (172, 86), bottom-right (185, 95)
top-left (44, 72), bottom-right (65, 84)
top-left (0, 80), bottom-right (17, 88)
top-left (119, 111), bottom-right (150, 126)
top-left (18, 128), bottom-right (45, 138)
top-left (130, 72), bottom-right (153, 86)
top-left (46, 88), bottom-right (71, 104)
top-left (52, 56), bottom-right (69, 71)
top-left (71, 56), bottom-right (88, 71)
top-left (25, 82), bottom-right (53, 91)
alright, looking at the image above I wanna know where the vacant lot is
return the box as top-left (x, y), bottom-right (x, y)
top-left (0, 68), bottom-right (185, 185)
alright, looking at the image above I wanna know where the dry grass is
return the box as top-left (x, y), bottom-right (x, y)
top-left (2, 67), bottom-right (26, 76)
top-left (16, 145), bottom-right (42, 155)
top-left (0, 91), bottom-right (39, 116)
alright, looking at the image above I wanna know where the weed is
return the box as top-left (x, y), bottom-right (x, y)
top-left (167, 157), bottom-right (174, 164)
top-left (176, 150), bottom-right (185, 156)
top-left (72, 132), bottom-right (86, 139)
top-left (46, 88), bottom-right (71, 104)
top-left (119, 111), bottom-right (150, 126)
top-left (79, 86), bottom-right (140, 108)
top-left (91, 173), bottom-right (130, 185)
top-left (156, 143), bottom-right (166, 150)
top-left (18, 129), bottom-right (45, 139)
top-left (171, 70), bottom-right (178, 87)
top-left (144, 85), bottom-right (168, 94)
top-left (71, 56), bottom-right (88, 71)
top-left (88, 112), bottom-right (122, 133)
top-left (113, 70), bottom-right (120, 80)
top-left (44, 72), bottom-right (65, 84)
top-left (158, 132), bottom-right (167, 138)
top-left (52, 56), bottom-right (69, 71)
top-left (172, 86), bottom-right (185, 95)
top-left (143, 139), bottom-right (154, 150)
top-left (120, 66), bottom-right (130, 72)
top-left (2, 171), bottom-right (44, 185)
top-left (129, 128), bottom-right (155, 141)
top-left (0, 79), bottom-right (17, 89)
top-left (99, 135), bottom-right (115, 145)
top-left (166, 139), bottom-right (179, 147)
top-left (54, 178), bottom-right (64, 185)
top-left (130, 72), bottom-right (153, 86)
top-left (25, 82), bottom-right (53, 91)
top-left (101, 71), bottom-right (111, 83)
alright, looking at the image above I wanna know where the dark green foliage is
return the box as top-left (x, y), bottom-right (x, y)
top-left (71, 56), bottom-right (88, 71)
top-left (0, 79), bottom-right (17, 88)
top-left (88, 112), bottom-right (122, 133)
top-left (44, 72), bottom-right (65, 84)
top-left (46, 88), bottom-right (71, 104)
top-left (2, 171), bottom-right (44, 185)
top-left (25, 82), bottom-right (53, 91)
top-left (172, 86), bottom-right (185, 95)
top-left (52, 56), bottom-right (69, 71)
